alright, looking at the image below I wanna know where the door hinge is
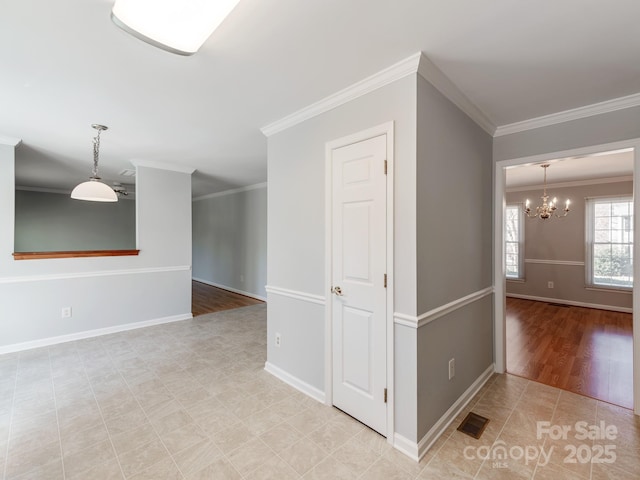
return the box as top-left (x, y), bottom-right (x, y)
top-left (384, 388), bottom-right (387, 403)
top-left (383, 273), bottom-right (387, 288)
top-left (384, 160), bottom-right (387, 175)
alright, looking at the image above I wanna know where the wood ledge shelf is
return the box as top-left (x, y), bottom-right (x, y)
top-left (12, 250), bottom-right (140, 260)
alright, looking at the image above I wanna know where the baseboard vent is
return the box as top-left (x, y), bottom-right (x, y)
top-left (547, 302), bottom-right (570, 307)
top-left (457, 412), bottom-right (490, 439)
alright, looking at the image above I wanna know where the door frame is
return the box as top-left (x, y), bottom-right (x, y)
top-left (325, 121), bottom-right (395, 442)
top-left (493, 138), bottom-right (640, 415)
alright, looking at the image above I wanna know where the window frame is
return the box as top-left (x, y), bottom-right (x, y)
top-left (505, 203), bottom-right (525, 280)
top-left (585, 195), bottom-right (634, 290)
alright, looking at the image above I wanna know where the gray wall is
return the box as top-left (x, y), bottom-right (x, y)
top-left (267, 74), bottom-right (418, 439)
top-left (416, 76), bottom-right (494, 439)
top-left (494, 105), bottom-right (640, 162)
top-left (506, 180), bottom-right (633, 310)
top-left (14, 190), bottom-right (135, 252)
top-left (0, 144), bottom-right (193, 350)
top-left (267, 70), bottom-right (495, 445)
top-left (192, 185), bottom-right (267, 299)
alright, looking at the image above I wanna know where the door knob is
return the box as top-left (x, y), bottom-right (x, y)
top-left (331, 286), bottom-right (344, 296)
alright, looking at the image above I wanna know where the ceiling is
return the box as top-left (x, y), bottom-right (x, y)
top-left (2, 0), bottom-right (640, 197)
top-left (506, 149), bottom-right (634, 189)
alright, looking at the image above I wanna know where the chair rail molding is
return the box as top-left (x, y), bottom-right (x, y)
top-left (265, 285), bottom-right (326, 305)
top-left (0, 265), bottom-right (191, 284)
top-left (394, 287), bottom-right (494, 329)
top-left (525, 259), bottom-right (585, 266)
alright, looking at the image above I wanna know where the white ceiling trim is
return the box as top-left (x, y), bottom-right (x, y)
top-left (261, 52), bottom-right (422, 137)
top-left (192, 181), bottom-right (267, 202)
top-left (506, 175), bottom-right (633, 193)
top-left (261, 51), bottom-right (498, 138)
top-left (0, 134), bottom-right (22, 147)
top-left (416, 54), bottom-right (495, 135)
top-left (495, 92), bottom-right (640, 137)
top-left (131, 159), bottom-right (196, 174)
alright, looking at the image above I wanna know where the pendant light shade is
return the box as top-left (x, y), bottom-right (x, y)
top-left (71, 179), bottom-right (118, 202)
top-left (111, 0), bottom-right (241, 56)
top-left (71, 124), bottom-right (118, 203)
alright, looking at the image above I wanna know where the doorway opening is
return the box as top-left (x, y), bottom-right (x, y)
top-left (192, 280), bottom-right (264, 317)
top-left (495, 141), bottom-right (640, 415)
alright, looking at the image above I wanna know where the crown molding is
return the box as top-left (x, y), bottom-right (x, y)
top-left (261, 53), bottom-right (422, 137)
top-left (495, 92), bottom-right (640, 137)
top-left (261, 52), bottom-right (497, 138)
top-left (506, 175), bottom-right (633, 193)
top-left (0, 134), bottom-right (22, 147)
top-left (193, 182), bottom-right (267, 201)
top-left (416, 53), bottom-right (496, 135)
top-left (130, 159), bottom-right (196, 174)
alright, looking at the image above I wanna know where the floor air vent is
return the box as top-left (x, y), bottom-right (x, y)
top-left (547, 302), bottom-right (570, 307)
top-left (457, 412), bottom-right (490, 439)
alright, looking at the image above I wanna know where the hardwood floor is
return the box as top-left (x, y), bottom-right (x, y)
top-left (192, 280), bottom-right (264, 316)
top-left (506, 297), bottom-right (633, 409)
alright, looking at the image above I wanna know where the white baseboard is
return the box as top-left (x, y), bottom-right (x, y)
top-left (264, 362), bottom-right (326, 404)
top-left (506, 293), bottom-right (632, 313)
top-left (393, 433), bottom-right (421, 461)
top-left (193, 277), bottom-right (266, 302)
top-left (0, 313), bottom-right (193, 355)
top-left (394, 363), bottom-right (495, 461)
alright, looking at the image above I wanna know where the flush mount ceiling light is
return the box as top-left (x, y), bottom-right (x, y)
top-left (524, 164), bottom-right (569, 219)
top-left (111, 0), bottom-right (241, 56)
top-left (71, 125), bottom-right (118, 202)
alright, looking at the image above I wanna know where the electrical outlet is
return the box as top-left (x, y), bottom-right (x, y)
top-left (240, 274), bottom-right (244, 282)
top-left (275, 333), bottom-right (282, 347)
top-left (448, 358), bottom-right (455, 380)
top-left (548, 281), bottom-right (554, 289)
top-left (61, 307), bottom-right (72, 319)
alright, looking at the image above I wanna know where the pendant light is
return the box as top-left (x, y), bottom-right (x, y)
top-left (71, 125), bottom-right (118, 202)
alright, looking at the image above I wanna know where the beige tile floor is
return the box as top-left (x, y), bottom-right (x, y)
top-left (1, 304), bottom-right (638, 479)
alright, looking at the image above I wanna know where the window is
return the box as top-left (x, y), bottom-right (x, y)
top-left (505, 204), bottom-right (524, 279)
top-left (586, 196), bottom-right (634, 289)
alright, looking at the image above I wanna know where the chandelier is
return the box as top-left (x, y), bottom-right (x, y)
top-left (524, 164), bottom-right (569, 219)
top-left (70, 125), bottom-right (118, 202)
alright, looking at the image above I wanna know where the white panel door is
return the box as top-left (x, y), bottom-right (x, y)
top-left (331, 134), bottom-right (387, 436)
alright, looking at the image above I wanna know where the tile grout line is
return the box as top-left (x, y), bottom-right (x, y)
top-left (531, 382), bottom-right (562, 479)
top-left (79, 345), bottom-right (128, 480)
top-left (212, 378), bottom-right (312, 479)
top-left (2, 357), bottom-right (18, 480)
top-left (590, 401), bottom-right (598, 480)
top-left (48, 347), bottom-right (67, 479)
top-left (473, 377), bottom-right (530, 480)
top-left (114, 338), bottom-right (194, 479)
